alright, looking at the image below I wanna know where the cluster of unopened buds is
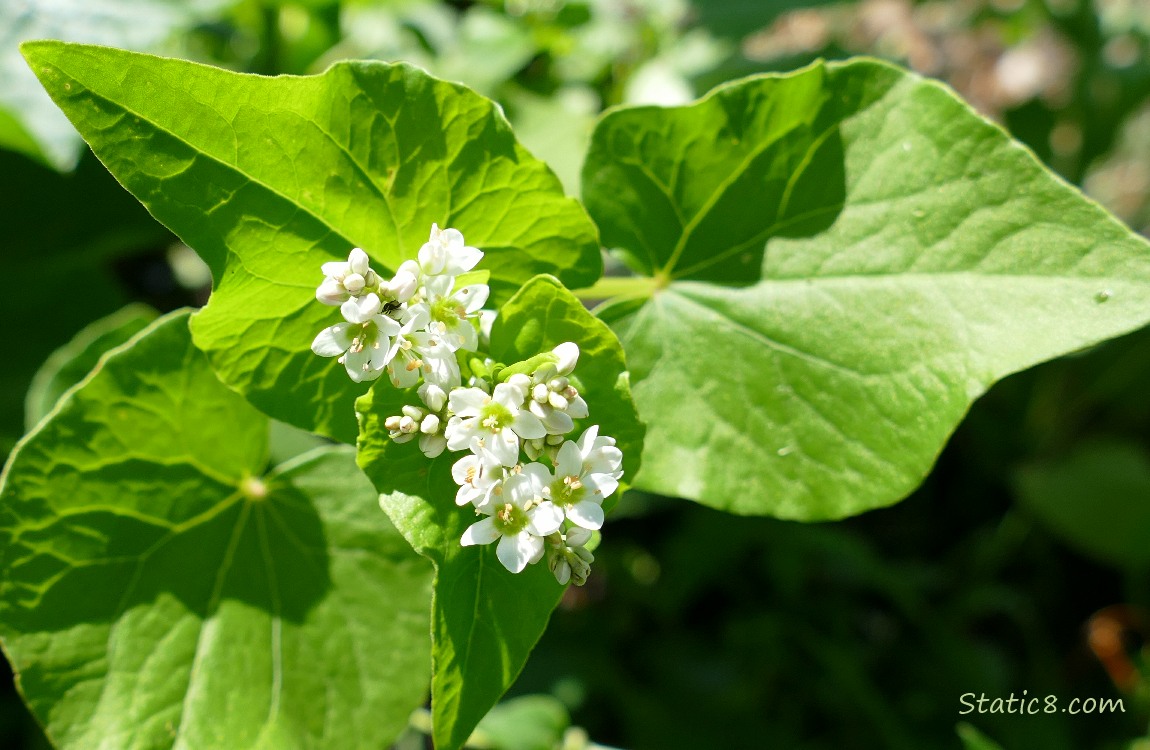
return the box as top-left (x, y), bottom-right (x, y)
top-left (311, 225), bottom-right (623, 585)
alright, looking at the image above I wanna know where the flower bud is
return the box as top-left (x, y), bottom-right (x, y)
top-left (524, 437), bottom-right (545, 461)
top-left (566, 395), bottom-right (589, 419)
top-left (348, 247), bottom-right (371, 275)
top-left (384, 415), bottom-right (402, 431)
top-left (343, 273), bottom-right (366, 293)
top-left (316, 277), bottom-right (349, 306)
top-left (418, 383), bottom-right (447, 412)
top-left (549, 377), bottom-right (569, 392)
top-left (532, 383), bottom-right (549, 403)
top-left (552, 342), bottom-right (579, 375)
top-left (399, 415), bottom-right (417, 433)
top-left (402, 405), bottom-right (425, 421)
top-left (545, 434), bottom-right (565, 446)
top-left (387, 269), bottom-right (418, 302)
top-left (420, 414), bottom-right (441, 434)
top-left (507, 373), bottom-right (532, 391)
top-left (548, 392), bottom-right (568, 410)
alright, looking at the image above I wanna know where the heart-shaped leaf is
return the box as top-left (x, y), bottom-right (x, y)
top-left (0, 311), bottom-right (434, 749)
top-left (583, 58), bottom-right (1150, 520)
top-left (22, 41), bottom-right (601, 443)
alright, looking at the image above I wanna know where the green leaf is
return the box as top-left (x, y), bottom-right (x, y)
top-left (1015, 441), bottom-right (1150, 569)
top-left (356, 275), bottom-right (642, 750)
top-left (0, 311), bottom-right (433, 749)
top-left (582, 58), bottom-right (1150, 520)
top-left (25, 303), bottom-right (158, 429)
top-left (21, 41), bottom-right (601, 444)
top-left (470, 694), bottom-right (570, 750)
top-left (956, 722), bottom-right (1006, 750)
top-left (1, 0), bottom-right (235, 169)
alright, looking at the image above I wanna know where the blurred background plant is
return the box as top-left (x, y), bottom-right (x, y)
top-left (4, 0), bottom-right (1150, 747)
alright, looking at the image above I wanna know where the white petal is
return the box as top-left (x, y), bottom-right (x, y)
top-left (419, 433), bottom-right (447, 458)
top-left (452, 454), bottom-right (481, 486)
top-left (583, 473), bottom-right (619, 500)
top-left (462, 517), bottom-right (500, 546)
top-left (446, 244), bottom-right (483, 276)
top-left (519, 461), bottom-right (552, 488)
top-left (552, 342), bottom-right (579, 375)
top-left (321, 261), bottom-right (349, 277)
top-left (375, 314), bottom-right (401, 336)
top-left (567, 500), bottom-right (604, 530)
top-left (492, 382), bottom-right (526, 410)
top-left (311, 324), bottom-right (353, 357)
top-left (565, 396), bottom-right (589, 419)
top-left (341, 293), bottom-right (382, 324)
top-left (511, 410), bottom-right (546, 440)
top-left (528, 502), bottom-right (564, 536)
top-left (489, 429), bottom-right (520, 467)
top-left (445, 416), bottom-right (477, 451)
top-left (577, 425), bottom-right (601, 460)
top-left (542, 409), bottom-right (574, 436)
top-left (455, 284), bottom-right (489, 313)
top-left (316, 277), bottom-right (349, 305)
top-left (555, 441), bottom-right (582, 478)
top-left (565, 526), bottom-right (593, 547)
top-left (449, 387), bottom-right (489, 417)
top-left (497, 532), bottom-right (538, 573)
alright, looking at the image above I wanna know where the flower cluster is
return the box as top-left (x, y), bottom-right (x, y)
top-left (310, 225), bottom-right (487, 386)
top-left (311, 225), bottom-right (623, 585)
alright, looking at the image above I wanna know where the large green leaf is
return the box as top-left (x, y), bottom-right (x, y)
top-left (357, 275), bottom-right (642, 750)
top-left (1, 0), bottom-right (234, 169)
top-left (0, 311), bottom-right (433, 749)
top-left (582, 58), bottom-right (1150, 520)
top-left (22, 41), bottom-right (601, 444)
top-left (1015, 441), bottom-right (1150, 569)
top-left (24, 303), bottom-right (158, 429)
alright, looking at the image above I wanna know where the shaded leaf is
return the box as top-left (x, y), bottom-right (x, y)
top-left (583, 58), bottom-right (1150, 519)
top-left (24, 303), bottom-right (157, 429)
top-left (1015, 441), bottom-right (1150, 569)
top-left (0, 311), bottom-right (433, 749)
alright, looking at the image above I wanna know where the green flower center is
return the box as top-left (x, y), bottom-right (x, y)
top-left (492, 502), bottom-right (528, 534)
top-left (430, 296), bottom-right (462, 324)
top-left (480, 402), bottom-right (514, 431)
top-left (550, 475), bottom-right (585, 506)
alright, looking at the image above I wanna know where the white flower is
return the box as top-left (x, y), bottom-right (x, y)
top-left (418, 224), bottom-right (483, 277)
top-left (412, 275), bottom-right (489, 352)
top-left (445, 383), bottom-right (546, 466)
top-left (385, 307), bottom-right (460, 390)
top-left (451, 442), bottom-right (503, 508)
top-left (577, 425), bottom-right (623, 479)
top-left (316, 247), bottom-right (377, 305)
top-left (311, 293), bottom-right (400, 382)
top-left (542, 437), bottom-right (619, 530)
top-left (460, 468), bottom-right (563, 574)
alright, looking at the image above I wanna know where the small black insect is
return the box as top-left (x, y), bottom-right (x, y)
top-left (381, 299), bottom-right (403, 316)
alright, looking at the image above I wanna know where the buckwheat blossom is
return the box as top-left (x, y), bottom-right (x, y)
top-left (542, 436), bottom-right (619, 530)
top-left (310, 293), bottom-right (400, 382)
top-left (445, 382), bottom-right (546, 467)
top-left (418, 223), bottom-right (483, 277)
top-left (460, 468), bottom-right (563, 573)
top-left (413, 275), bottom-right (489, 352)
